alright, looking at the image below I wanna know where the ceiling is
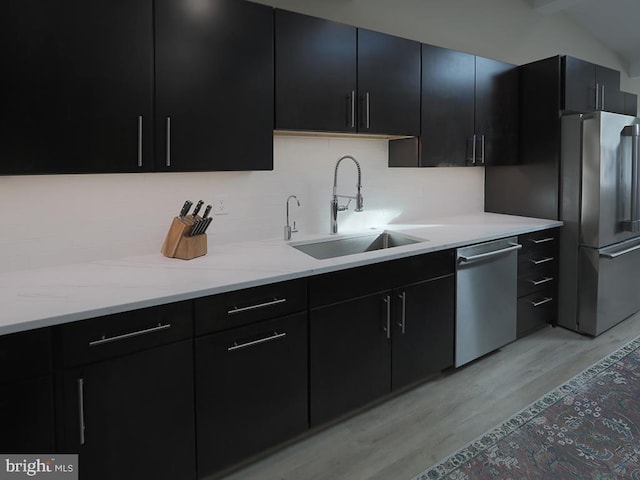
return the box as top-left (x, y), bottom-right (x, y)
top-left (532, 0), bottom-right (640, 78)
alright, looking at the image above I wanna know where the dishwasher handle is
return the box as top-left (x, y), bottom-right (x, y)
top-left (457, 243), bottom-right (522, 264)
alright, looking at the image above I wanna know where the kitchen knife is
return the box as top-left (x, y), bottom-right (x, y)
top-left (188, 218), bottom-right (202, 237)
top-left (201, 216), bottom-right (213, 234)
top-left (179, 200), bottom-right (193, 219)
top-left (191, 200), bottom-right (204, 218)
top-left (192, 205), bottom-right (212, 236)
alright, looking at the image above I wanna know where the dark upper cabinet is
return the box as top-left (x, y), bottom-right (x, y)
top-left (475, 56), bottom-right (520, 166)
top-left (391, 45), bottom-right (518, 167)
top-left (275, 10), bottom-right (420, 136)
top-left (357, 29), bottom-right (421, 136)
top-left (562, 55), bottom-right (624, 114)
top-left (0, 0), bottom-right (154, 174)
top-left (275, 9), bottom-right (356, 133)
top-left (155, 0), bottom-right (273, 171)
top-left (420, 45), bottom-right (475, 167)
top-left (624, 92), bottom-right (638, 116)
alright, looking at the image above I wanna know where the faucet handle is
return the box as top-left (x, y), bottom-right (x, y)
top-left (292, 221), bottom-right (298, 233)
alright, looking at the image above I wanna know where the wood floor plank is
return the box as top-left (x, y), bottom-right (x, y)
top-left (218, 313), bottom-right (640, 480)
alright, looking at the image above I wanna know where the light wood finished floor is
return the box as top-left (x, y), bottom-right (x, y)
top-left (219, 313), bottom-right (640, 480)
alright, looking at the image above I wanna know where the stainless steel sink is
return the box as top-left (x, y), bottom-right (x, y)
top-left (290, 231), bottom-right (426, 260)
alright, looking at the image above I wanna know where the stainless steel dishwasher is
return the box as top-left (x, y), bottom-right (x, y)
top-left (455, 237), bottom-right (521, 367)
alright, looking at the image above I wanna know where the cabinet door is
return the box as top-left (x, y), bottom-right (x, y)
top-left (275, 9), bottom-right (357, 133)
top-left (156, 0), bottom-right (273, 171)
top-left (563, 56), bottom-right (596, 113)
top-left (60, 341), bottom-right (196, 480)
top-left (596, 65), bottom-right (624, 114)
top-left (195, 313), bottom-right (308, 477)
top-left (421, 44), bottom-right (475, 167)
top-left (624, 92), bottom-right (638, 117)
top-left (392, 274), bottom-right (454, 390)
top-left (310, 293), bottom-right (391, 426)
top-left (0, 0), bottom-right (154, 174)
top-left (475, 57), bottom-right (519, 166)
top-left (357, 29), bottom-right (420, 136)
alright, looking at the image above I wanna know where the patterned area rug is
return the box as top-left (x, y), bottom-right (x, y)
top-left (414, 336), bottom-right (640, 480)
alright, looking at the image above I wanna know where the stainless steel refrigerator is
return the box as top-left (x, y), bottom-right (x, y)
top-left (559, 111), bottom-right (640, 336)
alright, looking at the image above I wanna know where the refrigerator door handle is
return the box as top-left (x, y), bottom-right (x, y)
top-left (600, 242), bottom-right (640, 259)
top-left (622, 124), bottom-right (640, 233)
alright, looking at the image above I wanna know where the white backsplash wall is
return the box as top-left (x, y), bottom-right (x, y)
top-left (0, 136), bottom-right (484, 273)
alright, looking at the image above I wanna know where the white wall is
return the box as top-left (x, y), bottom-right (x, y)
top-left (2, 0), bottom-right (636, 273)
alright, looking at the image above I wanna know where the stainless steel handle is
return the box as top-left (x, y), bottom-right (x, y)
top-left (88, 323), bottom-right (171, 347)
top-left (479, 134), bottom-right (485, 164)
top-left (384, 295), bottom-right (391, 339)
top-left (530, 256), bottom-right (555, 265)
top-left (601, 84), bottom-right (605, 110)
top-left (595, 83), bottom-right (600, 110)
top-left (529, 297), bottom-right (553, 307)
top-left (601, 242), bottom-right (640, 258)
top-left (458, 243), bottom-right (522, 263)
top-left (351, 90), bottom-right (356, 129)
top-left (622, 124), bottom-right (640, 232)
top-left (365, 92), bottom-right (370, 129)
top-left (227, 298), bottom-right (287, 315)
top-left (78, 378), bottom-right (86, 445)
top-left (529, 276), bottom-right (554, 286)
top-left (471, 134), bottom-right (477, 164)
top-left (228, 331), bottom-right (286, 352)
top-left (530, 237), bottom-right (555, 244)
top-left (166, 116), bottom-right (171, 167)
top-left (137, 115), bottom-right (143, 167)
top-left (398, 292), bottom-right (406, 334)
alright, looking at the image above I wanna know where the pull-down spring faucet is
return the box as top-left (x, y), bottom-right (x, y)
top-left (331, 155), bottom-right (363, 234)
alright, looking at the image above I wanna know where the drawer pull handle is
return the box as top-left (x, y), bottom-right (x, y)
top-left (529, 297), bottom-right (553, 308)
top-left (530, 256), bottom-right (554, 265)
top-left (530, 237), bottom-right (555, 244)
top-left (78, 378), bottom-right (86, 445)
top-left (529, 276), bottom-right (554, 286)
top-left (227, 298), bottom-right (287, 315)
top-left (88, 323), bottom-right (171, 347)
top-left (228, 331), bottom-right (286, 352)
top-left (398, 291), bottom-right (406, 334)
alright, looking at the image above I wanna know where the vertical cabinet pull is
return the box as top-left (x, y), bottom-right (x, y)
top-left (601, 84), bottom-right (605, 111)
top-left (350, 91), bottom-right (356, 129)
top-left (595, 82), bottom-right (600, 110)
top-left (467, 135), bottom-right (477, 164)
top-left (365, 92), bottom-right (371, 129)
top-left (78, 378), bottom-right (86, 445)
top-left (383, 295), bottom-right (391, 339)
top-left (166, 116), bottom-right (171, 167)
top-left (480, 134), bottom-right (485, 164)
top-left (137, 116), bottom-right (143, 167)
top-left (397, 292), bottom-right (406, 334)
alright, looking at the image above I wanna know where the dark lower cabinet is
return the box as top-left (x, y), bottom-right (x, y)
top-left (195, 312), bottom-right (308, 477)
top-left (56, 302), bottom-right (195, 480)
top-left (391, 274), bottom-right (454, 390)
top-left (59, 341), bottom-right (196, 480)
top-left (310, 293), bottom-right (392, 426)
top-left (155, 0), bottom-right (273, 171)
top-left (309, 251), bottom-right (455, 425)
top-left (0, 328), bottom-right (55, 453)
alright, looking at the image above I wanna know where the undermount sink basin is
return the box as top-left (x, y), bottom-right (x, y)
top-left (290, 231), bottom-right (426, 260)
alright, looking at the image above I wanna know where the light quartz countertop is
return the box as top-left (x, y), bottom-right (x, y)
top-left (0, 212), bottom-right (562, 336)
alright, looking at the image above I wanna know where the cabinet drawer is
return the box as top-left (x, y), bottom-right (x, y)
top-left (0, 327), bottom-right (52, 383)
top-left (195, 279), bottom-right (307, 336)
top-left (58, 301), bottom-right (193, 368)
top-left (517, 265), bottom-right (556, 297)
top-left (517, 288), bottom-right (556, 337)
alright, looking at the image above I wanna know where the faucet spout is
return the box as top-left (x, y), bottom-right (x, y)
top-left (285, 195), bottom-right (301, 240)
top-left (331, 155), bottom-right (364, 234)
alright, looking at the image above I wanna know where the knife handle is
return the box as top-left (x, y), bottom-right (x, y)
top-left (192, 200), bottom-right (204, 217)
top-left (179, 200), bottom-right (192, 218)
top-left (202, 204), bottom-right (212, 219)
top-left (201, 217), bottom-right (213, 234)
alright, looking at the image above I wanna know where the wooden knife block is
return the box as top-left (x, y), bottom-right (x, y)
top-left (161, 217), bottom-right (207, 260)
